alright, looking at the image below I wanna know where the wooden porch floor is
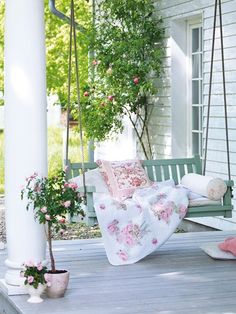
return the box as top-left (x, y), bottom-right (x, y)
top-left (1, 230), bottom-right (236, 314)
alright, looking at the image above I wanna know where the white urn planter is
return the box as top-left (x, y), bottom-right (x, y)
top-left (27, 283), bottom-right (46, 303)
top-left (46, 270), bottom-right (69, 298)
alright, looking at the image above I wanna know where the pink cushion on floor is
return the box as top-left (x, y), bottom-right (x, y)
top-left (218, 237), bottom-right (236, 256)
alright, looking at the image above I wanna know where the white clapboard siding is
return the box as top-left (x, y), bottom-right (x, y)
top-left (146, 0), bottom-right (236, 230)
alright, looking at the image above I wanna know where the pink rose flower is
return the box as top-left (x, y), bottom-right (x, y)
top-left (67, 182), bottom-right (78, 190)
top-left (133, 77), bottom-right (139, 84)
top-left (37, 263), bottom-right (43, 271)
top-left (92, 59), bottom-right (99, 65)
top-left (63, 200), bottom-right (71, 208)
top-left (84, 91), bottom-right (89, 97)
top-left (44, 273), bottom-right (50, 282)
top-left (45, 214), bottom-right (51, 221)
top-left (107, 95), bottom-right (114, 101)
top-left (26, 260), bottom-right (34, 267)
top-left (27, 276), bottom-right (34, 284)
top-left (59, 218), bottom-right (66, 224)
top-left (40, 207), bottom-right (47, 213)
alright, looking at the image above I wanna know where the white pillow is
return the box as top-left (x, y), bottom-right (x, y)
top-left (181, 173), bottom-right (227, 201)
top-left (70, 168), bottom-right (109, 194)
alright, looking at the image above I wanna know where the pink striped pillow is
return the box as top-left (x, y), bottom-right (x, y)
top-left (97, 159), bottom-right (151, 200)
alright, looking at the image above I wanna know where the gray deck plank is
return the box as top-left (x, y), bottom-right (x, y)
top-left (1, 230), bottom-right (236, 313)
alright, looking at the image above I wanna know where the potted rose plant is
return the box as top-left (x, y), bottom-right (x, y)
top-left (21, 169), bottom-right (84, 298)
top-left (21, 261), bottom-right (48, 303)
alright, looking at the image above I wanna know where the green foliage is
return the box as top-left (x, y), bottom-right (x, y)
top-left (21, 169), bottom-right (84, 271)
top-left (0, 127), bottom-right (86, 194)
top-left (45, 0), bottom-right (91, 107)
top-left (21, 262), bottom-right (48, 289)
top-left (80, 0), bottom-right (164, 157)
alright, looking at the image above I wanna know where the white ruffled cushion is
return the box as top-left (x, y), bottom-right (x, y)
top-left (181, 173), bottom-right (227, 201)
top-left (70, 168), bottom-right (109, 194)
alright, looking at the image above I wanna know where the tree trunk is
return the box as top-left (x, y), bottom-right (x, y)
top-left (47, 223), bottom-right (56, 272)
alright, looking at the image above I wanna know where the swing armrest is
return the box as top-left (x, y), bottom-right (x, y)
top-left (223, 180), bottom-right (234, 207)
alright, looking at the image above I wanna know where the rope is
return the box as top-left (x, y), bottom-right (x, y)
top-left (203, 0), bottom-right (231, 181)
top-left (218, 0), bottom-right (231, 181)
top-left (203, 0), bottom-right (217, 175)
top-left (70, 0), bottom-right (87, 201)
top-left (65, 5), bottom-right (73, 165)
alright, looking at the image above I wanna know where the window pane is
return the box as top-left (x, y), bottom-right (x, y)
top-left (192, 28), bottom-right (199, 52)
top-left (192, 107), bottom-right (199, 130)
top-left (192, 133), bottom-right (199, 155)
top-left (192, 81), bottom-right (199, 104)
top-left (192, 55), bottom-right (200, 78)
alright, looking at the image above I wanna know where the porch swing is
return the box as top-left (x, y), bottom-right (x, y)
top-left (50, 0), bottom-right (234, 226)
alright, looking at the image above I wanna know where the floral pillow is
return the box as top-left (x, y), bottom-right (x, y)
top-left (96, 159), bottom-right (151, 200)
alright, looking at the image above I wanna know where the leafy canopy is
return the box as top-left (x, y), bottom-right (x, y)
top-left (80, 0), bottom-right (164, 157)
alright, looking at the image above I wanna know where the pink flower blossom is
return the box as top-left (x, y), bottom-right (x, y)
top-left (59, 218), bottom-right (66, 224)
top-left (63, 200), bottom-right (71, 208)
top-left (107, 95), bottom-right (114, 101)
top-left (27, 276), bottom-right (34, 284)
top-left (84, 91), bottom-right (89, 97)
top-left (37, 263), bottom-right (43, 271)
top-left (117, 250), bottom-right (128, 261)
top-left (45, 214), bottom-right (51, 221)
top-left (133, 77), bottom-right (139, 84)
top-left (66, 182), bottom-right (78, 190)
top-left (44, 273), bottom-right (50, 282)
top-left (92, 59), bottom-right (99, 65)
top-left (40, 207), bottom-right (47, 213)
top-left (26, 260), bottom-right (35, 267)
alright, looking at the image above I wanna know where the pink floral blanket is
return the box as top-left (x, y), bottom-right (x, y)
top-left (94, 183), bottom-right (189, 265)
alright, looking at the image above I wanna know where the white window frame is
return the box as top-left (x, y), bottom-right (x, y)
top-left (187, 19), bottom-right (203, 157)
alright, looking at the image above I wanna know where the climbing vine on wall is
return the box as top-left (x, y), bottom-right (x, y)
top-left (80, 0), bottom-right (165, 159)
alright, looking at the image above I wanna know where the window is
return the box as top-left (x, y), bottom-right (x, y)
top-left (189, 24), bottom-right (203, 157)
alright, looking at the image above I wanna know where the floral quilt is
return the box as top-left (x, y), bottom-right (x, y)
top-left (93, 183), bottom-right (189, 265)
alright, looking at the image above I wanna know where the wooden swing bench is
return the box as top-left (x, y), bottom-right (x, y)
top-left (67, 155), bottom-right (234, 226)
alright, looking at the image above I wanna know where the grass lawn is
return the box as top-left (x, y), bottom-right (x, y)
top-left (0, 127), bottom-right (88, 194)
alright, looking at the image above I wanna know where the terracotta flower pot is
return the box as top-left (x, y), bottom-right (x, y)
top-left (46, 270), bottom-right (69, 298)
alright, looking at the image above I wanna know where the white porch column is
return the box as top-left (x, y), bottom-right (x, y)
top-left (4, 0), bottom-right (47, 288)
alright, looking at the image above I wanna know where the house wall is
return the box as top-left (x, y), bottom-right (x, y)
top-left (144, 0), bottom-right (236, 230)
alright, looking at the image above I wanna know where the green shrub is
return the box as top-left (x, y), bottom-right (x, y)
top-left (0, 127), bottom-right (87, 194)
